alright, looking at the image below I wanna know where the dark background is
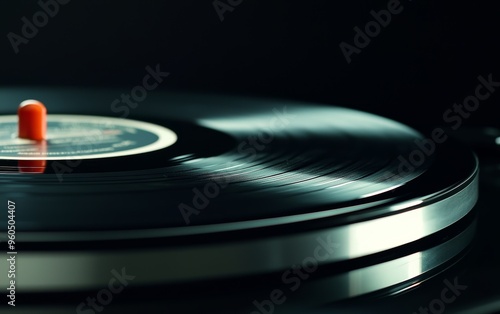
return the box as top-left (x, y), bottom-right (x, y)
top-left (1, 0), bottom-right (499, 129)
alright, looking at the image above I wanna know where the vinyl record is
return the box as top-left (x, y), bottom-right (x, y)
top-left (0, 88), bottom-right (478, 307)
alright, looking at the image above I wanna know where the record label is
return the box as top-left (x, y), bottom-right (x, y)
top-left (0, 115), bottom-right (177, 160)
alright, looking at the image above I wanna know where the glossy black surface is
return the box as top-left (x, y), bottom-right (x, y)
top-left (0, 89), bottom-right (477, 232)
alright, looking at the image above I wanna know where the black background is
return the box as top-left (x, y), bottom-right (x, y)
top-left (1, 0), bottom-right (499, 129)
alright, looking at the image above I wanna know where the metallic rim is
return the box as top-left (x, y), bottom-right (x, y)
top-left (3, 174), bottom-right (477, 292)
